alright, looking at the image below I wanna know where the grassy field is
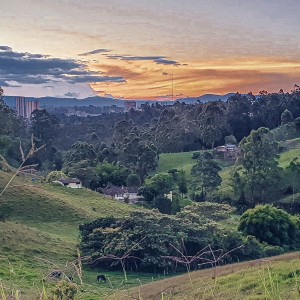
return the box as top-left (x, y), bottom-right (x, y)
top-left (157, 138), bottom-right (300, 200)
top-left (0, 171), bottom-right (165, 298)
top-left (156, 152), bottom-right (195, 176)
top-left (115, 251), bottom-right (300, 300)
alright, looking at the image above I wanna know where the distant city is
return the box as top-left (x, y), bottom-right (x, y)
top-left (13, 96), bottom-right (138, 118)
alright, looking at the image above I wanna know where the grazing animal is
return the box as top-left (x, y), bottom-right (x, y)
top-left (50, 271), bottom-right (62, 279)
top-left (67, 276), bottom-right (73, 282)
top-left (97, 274), bottom-right (107, 283)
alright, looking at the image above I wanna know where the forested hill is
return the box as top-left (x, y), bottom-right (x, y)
top-left (45, 87), bottom-right (300, 153)
top-left (3, 92), bottom-right (234, 108)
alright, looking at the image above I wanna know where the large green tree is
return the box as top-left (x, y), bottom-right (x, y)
top-left (238, 127), bottom-right (280, 203)
top-left (191, 152), bottom-right (222, 199)
top-left (238, 205), bottom-right (297, 247)
top-left (31, 109), bottom-right (59, 143)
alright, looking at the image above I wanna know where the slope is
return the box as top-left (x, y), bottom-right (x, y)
top-left (0, 171), bottom-right (156, 298)
top-left (118, 251), bottom-right (300, 299)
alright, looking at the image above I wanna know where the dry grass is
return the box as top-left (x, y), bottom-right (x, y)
top-left (111, 252), bottom-right (300, 300)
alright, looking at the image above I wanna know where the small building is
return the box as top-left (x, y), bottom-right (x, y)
top-left (56, 178), bottom-right (82, 189)
top-left (101, 185), bottom-right (142, 203)
top-left (214, 144), bottom-right (239, 160)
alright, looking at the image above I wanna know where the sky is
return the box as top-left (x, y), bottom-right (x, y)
top-left (1, 0), bottom-right (300, 100)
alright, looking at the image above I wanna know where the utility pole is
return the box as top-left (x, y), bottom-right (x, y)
top-left (171, 73), bottom-right (174, 101)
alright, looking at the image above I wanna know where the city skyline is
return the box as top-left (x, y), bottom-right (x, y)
top-left (1, 0), bottom-right (300, 100)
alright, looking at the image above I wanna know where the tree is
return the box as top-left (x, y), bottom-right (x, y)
top-left (287, 158), bottom-right (300, 202)
top-left (225, 135), bottom-right (237, 145)
top-left (191, 152), bottom-right (222, 199)
top-left (79, 209), bottom-right (232, 273)
top-left (139, 173), bottom-right (173, 202)
top-left (121, 134), bottom-right (159, 182)
top-left (178, 169), bottom-right (188, 197)
top-left (238, 205), bottom-right (297, 246)
top-left (281, 109), bottom-right (294, 125)
top-left (238, 127), bottom-right (280, 203)
top-left (31, 109), bottom-right (59, 143)
top-left (0, 87), bottom-right (20, 136)
top-left (199, 102), bottom-right (225, 149)
top-left (126, 173), bottom-right (141, 187)
top-left (65, 141), bottom-right (97, 165)
top-left (46, 171), bottom-right (68, 183)
top-left (154, 195), bottom-right (172, 214)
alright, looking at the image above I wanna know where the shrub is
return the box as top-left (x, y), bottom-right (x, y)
top-left (126, 173), bottom-right (141, 187)
top-left (263, 245), bottom-right (284, 257)
top-left (46, 170), bottom-right (68, 183)
top-left (238, 205), bottom-right (297, 247)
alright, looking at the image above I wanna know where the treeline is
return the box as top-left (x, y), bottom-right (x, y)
top-left (79, 203), bottom-right (300, 273)
top-left (50, 86), bottom-right (300, 153)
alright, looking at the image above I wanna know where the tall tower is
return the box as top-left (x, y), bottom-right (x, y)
top-left (124, 101), bottom-right (137, 112)
top-left (26, 100), bottom-right (40, 118)
top-left (16, 97), bottom-right (26, 117)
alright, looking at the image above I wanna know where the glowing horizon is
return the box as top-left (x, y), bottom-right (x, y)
top-left (1, 0), bottom-right (300, 100)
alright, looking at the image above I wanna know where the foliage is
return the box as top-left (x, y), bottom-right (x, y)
top-left (238, 127), bottom-right (281, 203)
top-left (154, 195), bottom-right (172, 214)
top-left (177, 169), bottom-right (188, 196)
top-left (238, 205), bottom-right (297, 246)
top-left (191, 152), bottom-right (222, 198)
top-left (46, 171), bottom-right (68, 183)
top-left (51, 281), bottom-right (78, 300)
top-left (92, 163), bottom-right (131, 189)
top-left (79, 209), bottom-right (242, 273)
top-left (31, 109), bottom-right (59, 143)
top-left (224, 135), bottom-right (237, 145)
top-left (177, 202), bottom-right (235, 222)
top-left (126, 173), bottom-right (141, 187)
top-left (64, 141), bottom-right (97, 165)
top-left (139, 173), bottom-right (173, 202)
top-left (281, 109), bottom-right (294, 125)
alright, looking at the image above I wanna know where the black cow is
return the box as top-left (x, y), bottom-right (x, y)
top-left (97, 274), bottom-right (107, 283)
top-left (50, 271), bottom-right (61, 279)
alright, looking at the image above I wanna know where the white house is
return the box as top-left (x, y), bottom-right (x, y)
top-left (56, 178), bottom-right (82, 189)
top-left (102, 186), bottom-right (142, 203)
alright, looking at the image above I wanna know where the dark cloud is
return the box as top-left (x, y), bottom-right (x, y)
top-left (79, 48), bottom-right (111, 56)
top-left (106, 54), bottom-right (180, 66)
top-left (0, 46), bottom-right (125, 87)
top-left (0, 46), bottom-right (12, 51)
top-left (64, 92), bottom-right (80, 98)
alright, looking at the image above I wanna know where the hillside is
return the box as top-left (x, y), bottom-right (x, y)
top-left (117, 251), bottom-right (300, 299)
top-left (157, 133), bottom-right (300, 200)
top-left (0, 171), bottom-right (159, 298)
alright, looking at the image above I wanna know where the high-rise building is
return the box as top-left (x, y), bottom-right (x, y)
top-left (124, 101), bottom-right (137, 112)
top-left (25, 100), bottom-right (40, 118)
top-left (15, 97), bottom-right (40, 118)
top-left (16, 97), bottom-right (26, 117)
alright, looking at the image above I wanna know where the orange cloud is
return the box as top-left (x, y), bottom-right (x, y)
top-left (88, 57), bottom-right (300, 100)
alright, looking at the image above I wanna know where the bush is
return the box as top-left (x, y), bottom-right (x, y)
top-left (263, 245), bottom-right (284, 257)
top-left (238, 205), bottom-right (297, 247)
top-left (126, 173), bottom-right (141, 187)
top-left (192, 152), bottom-right (200, 160)
top-left (46, 170), bottom-right (68, 183)
top-left (154, 195), bottom-right (172, 214)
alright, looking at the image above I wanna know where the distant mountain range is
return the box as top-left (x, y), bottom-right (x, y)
top-left (3, 93), bottom-right (235, 108)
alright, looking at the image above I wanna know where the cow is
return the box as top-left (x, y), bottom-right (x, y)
top-left (50, 271), bottom-right (61, 279)
top-left (97, 274), bottom-right (107, 283)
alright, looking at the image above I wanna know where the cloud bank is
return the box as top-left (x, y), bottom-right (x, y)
top-left (0, 46), bottom-right (125, 87)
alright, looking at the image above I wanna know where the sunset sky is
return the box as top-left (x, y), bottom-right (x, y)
top-left (1, 0), bottom-right (300, 100)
